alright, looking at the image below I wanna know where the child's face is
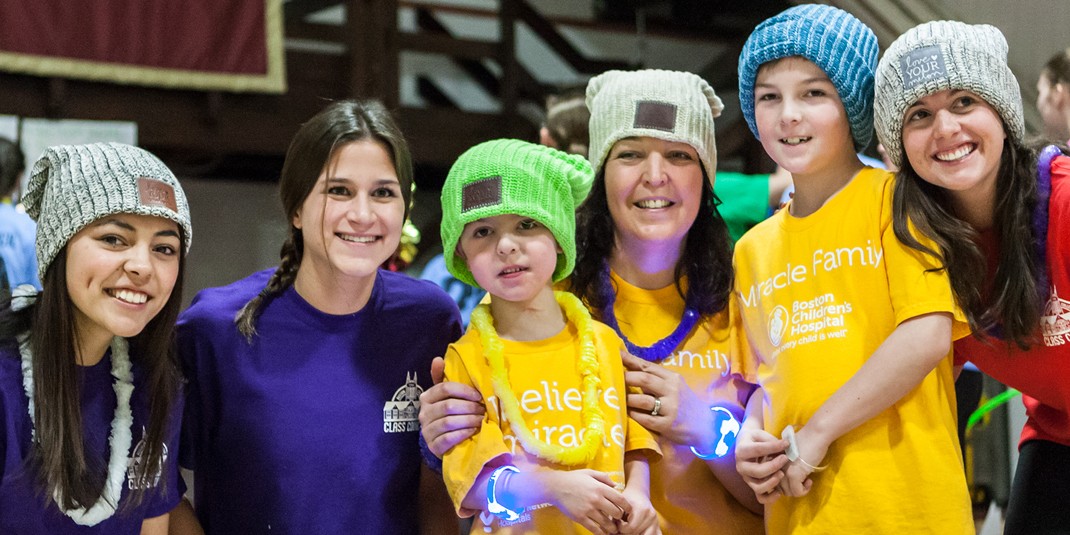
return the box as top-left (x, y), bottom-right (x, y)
top-left (65, 213), bottom-right (181, 354)
top-left (458, 213), bottom-right (561, 303)
top-left (753, 57), bottom-right (856, 179)
top-left (901, 89), bottom-right (1006, 208)
top-left (293, 140), bottom-right (405, 289)
top-left (603, 136), bottom-right (704, 248)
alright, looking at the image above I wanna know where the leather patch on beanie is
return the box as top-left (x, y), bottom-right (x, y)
top-left (900, 45), bottom-right (947, 89)
top-left (138, 177), bottom-right (178, 212)
top-left (462, 176), bottom-right (502, 212)
top-left (633, 101), bottom-right (677, 132)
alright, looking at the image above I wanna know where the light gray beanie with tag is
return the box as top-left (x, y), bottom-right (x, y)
top-left (22, 142), bottom-right (192, 280)
top-left (874, 20), bottom-right (1024, 168)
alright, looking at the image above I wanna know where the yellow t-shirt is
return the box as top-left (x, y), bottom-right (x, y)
top-left (608, 272), bottom-right (764, 535)
top-left (731, 168), bottom-right (973, 534)
top-left (442, 308), bottom-right (660, 534)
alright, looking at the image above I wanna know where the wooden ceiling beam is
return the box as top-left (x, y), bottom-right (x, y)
top-left (398, 33), bottom-right (499, 61)
top-left (285, 20), bottom-right (346, 42)
top-left (0, 47), bottom-right (529, 171)
top-left (284, 0), bottom-right (344, 21)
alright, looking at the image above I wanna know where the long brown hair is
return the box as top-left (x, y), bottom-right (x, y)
top-left (0, 234), bottom-right (186, 511)
top-left (235, 99), bottom-right (413, 340)
top-left (893, 140), bottom-right (1064, 348)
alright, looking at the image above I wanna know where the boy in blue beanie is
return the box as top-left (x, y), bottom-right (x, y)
top-left (730, 5), bottom-right (973, 534)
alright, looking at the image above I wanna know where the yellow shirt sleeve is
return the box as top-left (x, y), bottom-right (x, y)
top-left (441, 341), bottom-right (510, 516)
top-left (881, 212), bottom-right (971, 341)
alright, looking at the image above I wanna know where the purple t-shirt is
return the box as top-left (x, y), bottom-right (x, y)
top-left (178, 269), bottom-right (461, 535)
top-left (0, 343), bottom-right (183, 534)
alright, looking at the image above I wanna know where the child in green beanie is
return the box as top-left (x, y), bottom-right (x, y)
top-left (439, 138), bottom-right (661, 534)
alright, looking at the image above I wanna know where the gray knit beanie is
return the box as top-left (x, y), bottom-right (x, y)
top-left (23, 142), bottom-right (192, 280)
top-left (874, 20), bottom-right (1024, 169)
top-left (586, 69), bottom-right (723, 180)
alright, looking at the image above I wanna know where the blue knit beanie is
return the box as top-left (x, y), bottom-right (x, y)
top-left (738, 4), bottom-right (878, 150)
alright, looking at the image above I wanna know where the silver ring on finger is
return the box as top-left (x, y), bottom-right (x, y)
top-left (650, 396), bottom-right (662, 417)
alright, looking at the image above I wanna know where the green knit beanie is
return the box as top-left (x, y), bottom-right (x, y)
top-left (440, 138), bottom-right (594, 289)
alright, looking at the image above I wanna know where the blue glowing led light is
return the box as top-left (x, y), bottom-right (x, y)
top-left (691, 405), bottom-right (741, 459)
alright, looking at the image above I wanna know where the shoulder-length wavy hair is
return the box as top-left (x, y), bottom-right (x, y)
top-left (893, 139), bottom-right (1068, 348)
top-left (235, 99), bottom-right (414, 340)
top-left (570, 165), bottom-right (733, 319)
top-left (0, 233), bottom-right (186, 512)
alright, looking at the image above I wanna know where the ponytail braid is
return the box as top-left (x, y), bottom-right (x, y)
top-left (235, 228), bottom-right (304, 341)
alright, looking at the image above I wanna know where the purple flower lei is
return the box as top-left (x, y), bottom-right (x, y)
top-left (1033, 145), bottom-right (1058, 297)
top-left (600, 267), bottom-right (700, 362)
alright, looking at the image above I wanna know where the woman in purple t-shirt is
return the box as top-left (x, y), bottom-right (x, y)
top-left (0, 143), bottom-right (191, 534)
top-left (172, 100), bottom-right (461, 535)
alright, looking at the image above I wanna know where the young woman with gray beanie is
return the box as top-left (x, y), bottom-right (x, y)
top-left (875, 20), bottom-right (1070, 534)
top-left (0, 142), bottom-right (192, 533)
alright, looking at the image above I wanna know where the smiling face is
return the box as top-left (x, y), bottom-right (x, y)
top-left (901, 89), bottom-right (1006, 211)
top-left (603, 136), bottom-right (704, 250)
top-left (65, 213), bottom-right (181, 356)
top-left (753, 57), bottom-right (857, 182)
top-left (458, 213), bottom-right (561, 304)
top-left (293, 140), bottom-right (405, 291)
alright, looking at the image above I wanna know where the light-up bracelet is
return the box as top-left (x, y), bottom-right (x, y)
top-left (691, 405), bottom-right (742, 460)
top-left (486, 465), bottom-right (524, 521)
top-left (781, 425), bottom-right (827, 472)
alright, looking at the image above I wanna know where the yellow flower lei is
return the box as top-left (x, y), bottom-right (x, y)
top-left (470, 291), bottom-right (605, 466)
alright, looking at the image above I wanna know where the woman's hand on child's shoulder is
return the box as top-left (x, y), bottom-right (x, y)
top-left (618, 484), bottom-right (661, 535)
top-left (735, 426), bottom-right (790, 505)
top-left (538, 469), bottom-right (632, 535)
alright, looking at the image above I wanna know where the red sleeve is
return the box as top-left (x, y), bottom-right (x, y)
top-left (1049, 155), bottom-right (1070, 267)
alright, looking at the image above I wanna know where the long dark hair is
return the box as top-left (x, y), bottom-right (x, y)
top-left (570, 166), bottom-right (733, 319)
top-left (0, 236), bottom-right (186, 511)
top-left (235, 99), bottom-right (414, 340)
top-left (893, 139), bottom-right (1064, 348)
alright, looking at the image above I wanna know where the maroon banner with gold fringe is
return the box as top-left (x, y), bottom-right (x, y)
top-left (0, 0), bottom-right (285, 93)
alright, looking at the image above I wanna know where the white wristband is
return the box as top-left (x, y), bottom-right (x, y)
top-left (781, 425), bottom-right (828, 472)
